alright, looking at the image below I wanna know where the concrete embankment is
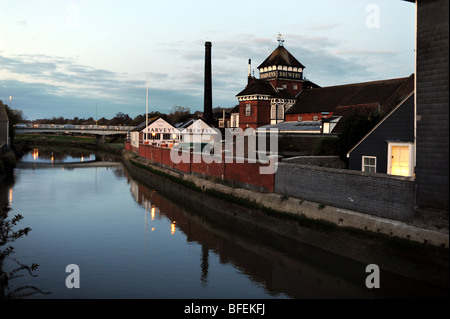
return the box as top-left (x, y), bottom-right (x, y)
top-left (122, 150), bottom-right (448, 288)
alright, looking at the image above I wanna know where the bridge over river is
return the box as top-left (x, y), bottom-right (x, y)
top-left (14, 123), bottom-right (136, 143)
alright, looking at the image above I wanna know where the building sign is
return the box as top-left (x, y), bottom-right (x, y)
top-left (142, 118), bottom-right (176, 134)
top-left (260, 70), bottom-right (302, 80)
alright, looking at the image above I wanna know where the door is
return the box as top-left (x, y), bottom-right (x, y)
top-left (388, 143), bottom-right (413, 177)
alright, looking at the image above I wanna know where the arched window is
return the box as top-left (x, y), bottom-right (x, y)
top-left (270, 103), bottom-right (284, 122)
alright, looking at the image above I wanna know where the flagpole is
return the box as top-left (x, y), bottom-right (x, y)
top-left (146, 74), bottom-right (149, 129)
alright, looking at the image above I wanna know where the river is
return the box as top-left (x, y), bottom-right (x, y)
top-left (0, 148), bottom-right (447, 299)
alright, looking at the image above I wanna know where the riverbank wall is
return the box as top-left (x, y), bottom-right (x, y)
top-left (124, 141), bottom-right (447, 244)
top-left (122, 150), bottom-right (448, 288)
top-left (122, 148), bottom-right (448, 249)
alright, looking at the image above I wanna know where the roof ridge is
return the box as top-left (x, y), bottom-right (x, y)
top-left (316, 76), bottom-right (410, 90)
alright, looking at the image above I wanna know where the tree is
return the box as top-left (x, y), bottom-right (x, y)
top-left (110, 112), bottom-right (132, 126)
top-left (337, 112), bottom-right (384, 162)
top-left (166, 106), bottom-right (192, 125)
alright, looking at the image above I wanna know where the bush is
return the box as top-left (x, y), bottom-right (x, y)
top-left (312, 136), bottom-right (339, 155)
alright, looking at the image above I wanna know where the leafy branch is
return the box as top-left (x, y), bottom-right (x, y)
top-left (1, 207), bottom-right (51, 298)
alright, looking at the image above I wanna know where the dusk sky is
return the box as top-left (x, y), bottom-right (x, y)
top-left (0, 0), bottom-right (415, 121)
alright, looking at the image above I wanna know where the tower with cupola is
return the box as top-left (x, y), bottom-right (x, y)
top-left (236, 34), bottom-right (318, 130)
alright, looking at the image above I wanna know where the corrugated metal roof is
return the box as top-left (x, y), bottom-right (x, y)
top-left (257, 121), bottom-right (322, 133)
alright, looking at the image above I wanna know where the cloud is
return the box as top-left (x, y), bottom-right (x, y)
top-left (0, 29), bottom-right (413, 120)
top-left (305, 23), bottom-right (344, 32)
top-left (0, 53), bottom-right (189, 119)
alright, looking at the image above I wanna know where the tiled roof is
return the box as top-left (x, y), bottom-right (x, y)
top-left (258, 45), bottom-right (305, 69)
top-left (286, 76), bottom-right (413, 115)
top-left (132, 116), bottom-right (162, 131)
top-left (230, 105), bottom-right (239, 113)
top-left (236, 78), bottom-right (277, 97)
top-left (236, 78), bottom-right (297, 99)
top-left (257, 121), bottom-right (322, 133)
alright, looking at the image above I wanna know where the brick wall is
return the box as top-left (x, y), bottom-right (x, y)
top-left (129, 143), bottom-right (275, 192)
top-left (275, 163), bottom-right (415, 222)
top-left (238, 100), bottom-right (271, 130)
top-left (127, 142), bottom-right (414, 221)
top-left (415, 0), bottom-right (449, 211)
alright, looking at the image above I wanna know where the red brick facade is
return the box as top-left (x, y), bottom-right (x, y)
top-left (125, 141), bottom-right (276, 192)
top-left (238, 100), bottom-right (271, 130)
top-left (285, 112), bottom-right (333, 122)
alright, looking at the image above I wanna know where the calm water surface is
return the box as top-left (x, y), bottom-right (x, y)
top-left (1, 149), bottom-right (447, 299)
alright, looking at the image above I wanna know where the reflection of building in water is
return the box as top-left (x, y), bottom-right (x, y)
top-left (126, 173), bottom-right (377, 298)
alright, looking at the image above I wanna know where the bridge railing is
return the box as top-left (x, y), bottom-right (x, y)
top-left (14, 123), bottom-right (135, 131)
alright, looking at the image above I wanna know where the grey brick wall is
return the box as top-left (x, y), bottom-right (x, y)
top-left (415, 0), bottom-right (449, 211)
top-left (275, 163), bottom-right (415, 222)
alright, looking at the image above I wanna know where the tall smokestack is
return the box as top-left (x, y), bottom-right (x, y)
top-left (203, 41), bottom-right (213, 126)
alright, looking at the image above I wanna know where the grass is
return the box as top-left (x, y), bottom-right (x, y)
top-left (15, 134), bottom-right (125, 154)
top-left (15, 133), bottom-right (96, 143)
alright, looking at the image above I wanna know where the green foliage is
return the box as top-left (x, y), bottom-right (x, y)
top-left (312, 136), bottom-right (339, 156)
top-left (336, 112), bottom-right (384, 161)
top-left (1, 206), bottom-right (50, 298)
top-left (166, 106), bottom-right (193, 124)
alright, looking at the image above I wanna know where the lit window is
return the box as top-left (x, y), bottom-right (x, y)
top-left (388, 143), bottom-right (414, 177)
top-left (362, 156), bottom-right (376, 173)
top-left (150, 133), bottom-right (160, 140)
top-left (293, 85), bottom-right (298, 90)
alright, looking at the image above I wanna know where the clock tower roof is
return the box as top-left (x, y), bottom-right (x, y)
top-left (258, 45), bottom-right (305, 70)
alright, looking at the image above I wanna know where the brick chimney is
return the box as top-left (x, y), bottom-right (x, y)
top-left (203, 41), bottom-right (213, 126)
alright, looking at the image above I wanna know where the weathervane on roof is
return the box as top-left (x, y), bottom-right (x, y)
top-left (277, 33), bottom-right (284, 46)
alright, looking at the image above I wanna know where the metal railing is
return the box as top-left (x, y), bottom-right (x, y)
top-left (14, 123), bottom-right (136, 131)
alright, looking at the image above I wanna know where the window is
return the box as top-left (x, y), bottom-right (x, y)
top-left (293, 85), bottom-right (298, 90)
top-left (282, 84), bottom-right (287, 89)
top-left (150, 133), bottom-right (160, 140)
top-left (362, 156), bottom-right (376, 173)
top-left (388, 142), bottom-right (414, 177)
top-left (245, 104), bottom-right (252, 116)
top-left (271, 104), bottom-right (284, 121)
top-left (313, 115), bottom-right (319, 121)
top-left (162, 133), bottom-right (171, 140)
top-left (298, 116), bottom-right (303, 122)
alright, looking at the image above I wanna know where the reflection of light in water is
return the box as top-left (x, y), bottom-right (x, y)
top-left (33, 149), bottom-right (39, 161)
top-left (151, 227), bottom-right (155, 232)
top-left (171, 221), bottom-right (176, 235)
top-left (9, 188), bottom-right (13, 205)
top-left (81, 155), bottom-right (84, 162)
top-left (151, 206), bottom-right (155, 220)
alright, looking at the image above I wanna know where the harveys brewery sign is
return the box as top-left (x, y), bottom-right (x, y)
top-left (142, 118), bottom-right (176, 134)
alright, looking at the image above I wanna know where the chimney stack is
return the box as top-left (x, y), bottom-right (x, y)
top-left (248, 58), bottom-right (253, 84)
top-left (203, 41), bottom-right (213, 126)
